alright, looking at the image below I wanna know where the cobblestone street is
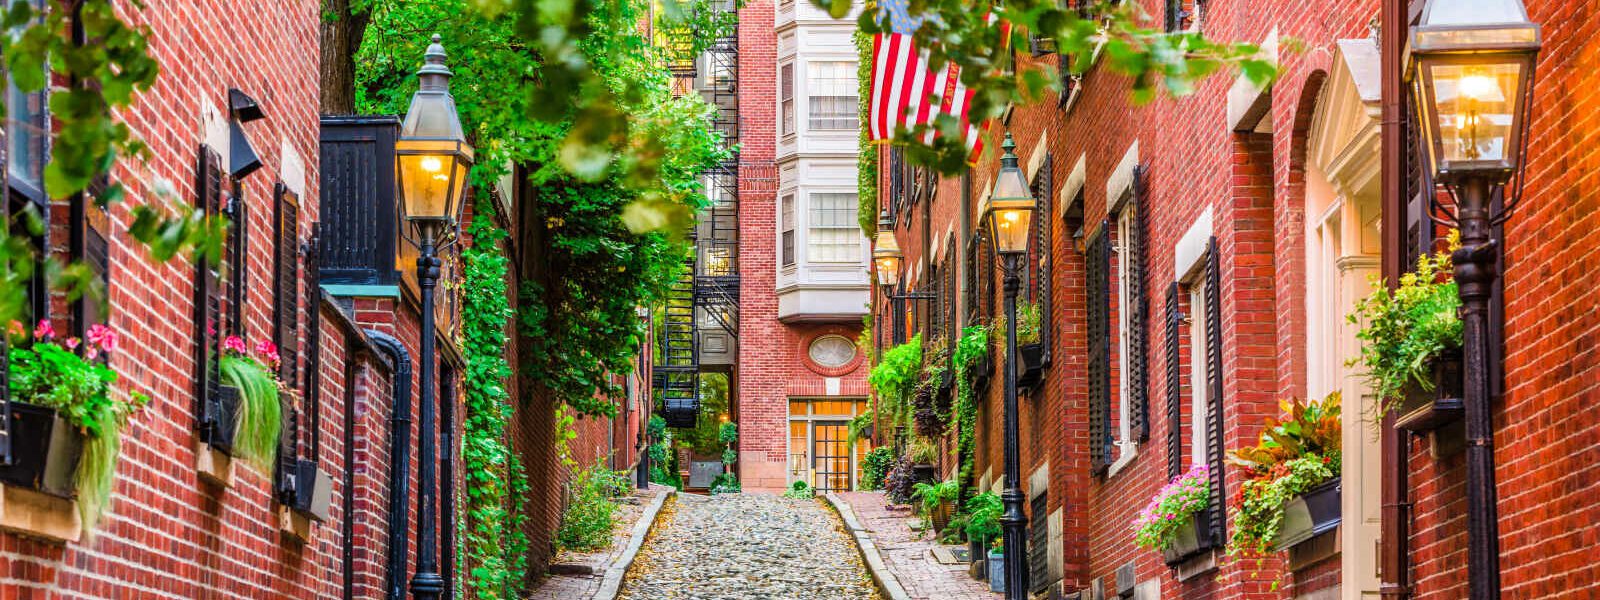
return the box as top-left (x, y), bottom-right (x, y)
top-left (617, 494), bottom-right (883, 600)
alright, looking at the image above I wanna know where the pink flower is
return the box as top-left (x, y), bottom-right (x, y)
top-left (33, 319), bottom-right (54, 341)
top-left (65, 337), bottom-right (80, 350)
top-left (254, 339), bottom-right (279, 361)
top-left (7, 320), bottom-right (24, 339)
top-left (86, 324), bottom-right (118, 353)
top-left (223, 335), bottom-right (248, 355)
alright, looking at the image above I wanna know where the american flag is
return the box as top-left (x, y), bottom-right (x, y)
top-left (868, 0), bottom-right (1007, 161)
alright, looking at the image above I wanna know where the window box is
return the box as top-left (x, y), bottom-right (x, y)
top-left (279, 458), bottom-right (333, 522)
top-left (1395, 349), bottom-right (1464, 433)
top-left (1161, 510), bottom-right (1216, 566)
top-left (1274, 478), bottom-right (1342, 552)
top-left (0, 402), bottom-right (84, 498)
top-left (205, 385), bottom-right (245, 456)
top-left (1016, 343), bottom-right (1045, 389)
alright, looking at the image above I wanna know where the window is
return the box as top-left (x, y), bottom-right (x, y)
top-left (1165, 0), bottom-right (1199, 32)
top-left (808, 335), bottom-right (857, 368)
top-left (1186, 272), bottom-right (1209, 467)
top-left (807, 192), bottom-right (861, 263)
top-left (1114, 207), bottom-right (1135, 454)
top-left (781, 63), bottom-right (795, 136)
top-left (807, 61), bottom-right (858, 130)
top-left (780, 193), bottom-right (795, 266)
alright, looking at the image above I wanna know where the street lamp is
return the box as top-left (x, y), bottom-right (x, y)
top-left (982, 132), bottom-right (1035, 600)
top-left (1408, 1), bottom-right (1539, 598)
top-left (397, 33), bottom-right (473, 600)
top-left (872, 211), bottom-right (932, 344)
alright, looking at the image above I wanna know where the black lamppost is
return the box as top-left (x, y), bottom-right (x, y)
top-left (397, 34), bottom-right (474, 600)
top-left (872, 212), bottom-right (934, 344)
top-left (1408, 2), bottom-right (1539, 599)
top-left (982, 133), bottom-right (1035, 600)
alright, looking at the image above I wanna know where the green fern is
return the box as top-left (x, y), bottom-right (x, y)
top-left (220, 355), bottom-right (281, 470)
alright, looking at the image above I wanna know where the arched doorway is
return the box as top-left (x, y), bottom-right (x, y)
top-left (1303, 38), bottom-right (1384, 599)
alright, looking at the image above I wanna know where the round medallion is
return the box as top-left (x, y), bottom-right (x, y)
top-left (807, 335), bottom-right (857, 369)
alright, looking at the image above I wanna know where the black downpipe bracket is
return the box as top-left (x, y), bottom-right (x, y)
top-left (367, 331), bottom-right (414, 600)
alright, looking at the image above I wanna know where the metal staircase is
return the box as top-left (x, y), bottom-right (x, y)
top-left (654, 1), bottom-right (740, 428)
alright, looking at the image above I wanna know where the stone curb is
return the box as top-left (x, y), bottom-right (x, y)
top-left (825, 492), bottom-right (914, 600)
top-left (593, 486), bottom-right (674, 600)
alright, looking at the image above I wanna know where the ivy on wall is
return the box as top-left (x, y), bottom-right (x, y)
top-left (854, 27), bottom-right (878, 239)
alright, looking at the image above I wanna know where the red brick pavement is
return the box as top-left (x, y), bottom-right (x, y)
top-left (838, 491), bottom-right (1001, 600)
top-left (527, 484), bottom-right (668, 599)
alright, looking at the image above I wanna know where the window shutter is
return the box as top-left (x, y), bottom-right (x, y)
top-left (1032, 155), bottom-right (1053, 365)
top-left (1126, 167), bottom-right (1149, 442)
top-left (194, 147), bottom-right (226, 440)
top-left (273, 184), bottom-right (300, 383)
top-left (303, 227), bottom-right (323, 462)
top-left (1203, 237), bottom-right (1226, 546)
top-left (966, 235), bottom-right (979, 325)
top-left (1087, 222), bottom-right (1112, 475)
top-left (1165, 283), bottom-right (1182, 480)
top-left (225, 181), bottom-right (248, 337)
top-left (1028, 491), bottom-right (1049, 592)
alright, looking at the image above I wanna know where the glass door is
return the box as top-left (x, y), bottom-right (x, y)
top-left (812, 421), bottom-right (851, 493)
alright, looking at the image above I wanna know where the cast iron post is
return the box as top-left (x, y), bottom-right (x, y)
top-left (411, 224), bottom-right (445, 600)
top-left (1453, 176), bottom-right (1500, 600)
top-left (1000, 252), bottom-right (1028, 600)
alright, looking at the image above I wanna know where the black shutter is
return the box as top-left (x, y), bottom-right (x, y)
top-left (1165, 283), bottom-right (1183, 480)
top-left (318, 116), bottom-right (400, 286)
top-left (226, 181), bottom-right (247, 337)
top-left (303, 228), bottom-right (323, 462)
top-left (1086, 222), bottom-right (1112, 475)
top-left (1203, 237), bottom-right (1226, 546)
top-left (273, 184), bottom-right (300, 383)
top-left (1126, 167), bottom-right (1149, 442)
top-left (194, 147), bottom-right (226, 440)
top-left (1032, 155), bottom-right (1053, 365)
top-left (1028, 491), bottom-right (1049, 592)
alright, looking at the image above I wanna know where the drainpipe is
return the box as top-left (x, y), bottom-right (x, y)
top-left (367, 331), bottom-right (414, 600)
top-left (440, 362), bottom-right (458, 600)
top-left (1378, 0), bottom-right (1412, 596)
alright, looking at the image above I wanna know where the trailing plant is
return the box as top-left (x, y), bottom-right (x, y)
top-left (911, 478), bottom-right (960, 518)
top-left (868, 334), bottom-right (923, 434)
top-left (963, 491), bottom-right (1003, 544)
top-left (1132, 463), bottom-right (1211, 551)
top-left (783, 479), bottom-right (815, 499)
top-left (907, 437), bottom-right (939, 465)
top-left (217, 335), bottom-right (282, 471)
top-left (854, 28), bottom-right (878, 237)
top-left (1226, 393), bottom-right (1343, 563)
top-left (912, 380), bottom-right (944, 439)
top-left (846, 410), bottom-right (874, 447)
top-left (859, 446), bottom-right (895, 490)
top-left (1350, 236), bottom-right (1463, 420)
top-left (5, 321), bottom-right (145, 534)
top-left (883, 455), bottom-right (917, 505)
top-left (951, 325), bottom-right (988, 499)
top-left (554, 459), bottom-right (623, 552)
top-left (457, 206), bottom-right (529, 598)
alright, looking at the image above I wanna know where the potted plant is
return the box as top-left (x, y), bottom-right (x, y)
top-left (218, 335), bottom-right (284, 470)
top-left (964, 491), bottom-right (1003, 580)
top-left (988, 535), bottom-right (1006, 593)
top-left (1350, 237), bottom-right (1464, 432)
top-left (1000, 301), bottom-right (1045, 388)
top-left (2, 321), bottom-right (145, 534)
top-left (884, 455), bottom-right (917, 505)
top-left (1226, 392), bottom-right (1343, 558)
top-left (1131, 463), bottom-right (1214, 565)
top-left (911, 478), bottom-right (959, 532)
top-left (719, 422), bottom-right (738, 470)
top-left (906, 437), bottom-right (939, 483)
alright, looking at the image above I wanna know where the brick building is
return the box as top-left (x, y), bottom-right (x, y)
top-left (0, 1), bottom-right (512, 597)
top-left (869, 0), bottom-right (1598, 598)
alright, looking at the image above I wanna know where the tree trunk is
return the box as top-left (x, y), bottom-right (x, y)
top-left (319, 0), bottom-right (370, 114)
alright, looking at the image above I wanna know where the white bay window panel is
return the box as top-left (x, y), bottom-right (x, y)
top-left (781, 193), bottom-right (797, 267)
top-left (807, 192), bottom-right (861, 263)
top-left (807, 61), bottom-right (858, 130)
top-left (781, 63), bottom-right (796, 137)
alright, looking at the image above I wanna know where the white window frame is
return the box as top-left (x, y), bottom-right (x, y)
top-left (1187, 272), bottom-right (1210, 467)
top-left (780, 192), bottom-right (796, 267)
top-left (780, 62), bottom-right (796, 137)
top-left (805, 191), bottom-right (862, 264)
top-left (1107, 206), bottom-right (1138, 476)
top-left (805, 60), bottom-right (859, 131)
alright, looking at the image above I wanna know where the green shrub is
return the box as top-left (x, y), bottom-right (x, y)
top-left (555, 462), bottom-right (622, 552)
top-left (783, 479), bottom-right (815, 499)
top-left (710, 472), bottom-right (740, 494)
top-left (858, 446), bottom-right (895, 490)
top-left (1350, 237), bottom-right (1462, 419)
top-left (718, 422), bottom-right (738, 445)
top-left (721, 447), bottom-right (737, 465)
top-left (963, 492), bottom-right (1002, 543)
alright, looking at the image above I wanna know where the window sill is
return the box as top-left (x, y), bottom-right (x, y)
top-left (1105, 441), bottom-right (1139, 478)
top-left (0, 483), bottom-right (81, 543)
top-left (195, 441), bottom-right (236, 488)
top-left (278, 505), bottom-right (315, 543)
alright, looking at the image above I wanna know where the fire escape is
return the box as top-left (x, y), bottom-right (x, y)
top-left (656, 3), bottom-right (740, 428)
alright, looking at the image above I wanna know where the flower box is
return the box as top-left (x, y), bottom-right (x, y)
top-left (1274, 479), bottom-right (1342, 551)
top-left (1161, 510), bottom-right (1216, 566)
top-left (972, 352), bottom-right (994, 391)
top-left (1395, 349), bottom-right (1464, 433)
top-left (281, 458), bottom-right (334, 521)
top-left (0, 402), bottom-right (84, 498)
top-left (1016, 343), bottom-right (1044, 389)
top-left (203, 385), bottom-right (245, 455)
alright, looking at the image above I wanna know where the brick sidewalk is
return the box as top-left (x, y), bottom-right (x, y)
top-left (526, 484), bottom-right (668, 599)
top-left (837, 491), bottom-right (1002, 600)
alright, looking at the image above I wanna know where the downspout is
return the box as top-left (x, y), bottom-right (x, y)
top-left (1378, 0), bottom-right (1411, 596)
top-left (368, 331), bottom-right (414, 600)
top-left (440, 362), bottom-right (457, 600)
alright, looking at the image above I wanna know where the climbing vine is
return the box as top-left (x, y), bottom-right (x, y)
top-left (951, 325), bottom-right (989, 500)
top-left (854, 27), bottom-right (878, 238)
top-left (457, 205), bottom-right (528, 599)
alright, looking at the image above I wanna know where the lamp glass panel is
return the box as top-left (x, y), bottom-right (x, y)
top-left (398, 153), bottom-right (456, 220)
top-left (990, 167), bottom-right (1031, 203)
top-left (991, 205), bottom-right (1033, 254)
top-left (874, 255), bottom-right (901, 286)
top-left (1422, 0), bottom-right (1526, 27)
top-left (1427, 61), bottom-right (1522, 166)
